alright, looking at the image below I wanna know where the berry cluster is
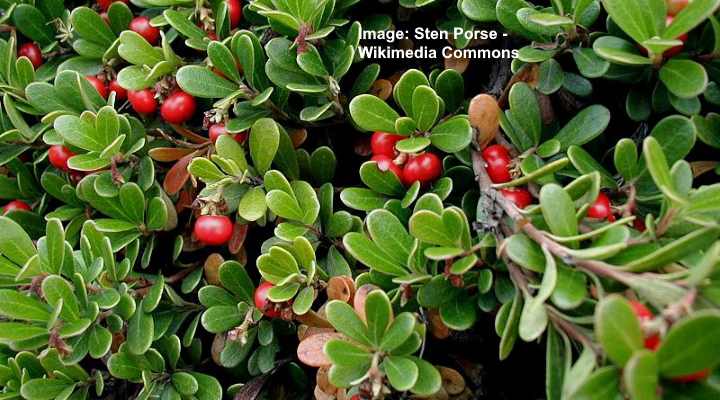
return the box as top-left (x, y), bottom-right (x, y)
top-left (370, 132), bottom-right (442, 187)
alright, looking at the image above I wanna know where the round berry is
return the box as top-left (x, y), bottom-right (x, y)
top-left (86, 76), bottom-right (108, 99)
top-left (97, 0), bottom-right (129, 11)
top-left (587, 192), bottom-right (613, 220)
top-left (48, 145), bottom-right (75, 171)
top-left (3, 200), bottom-right (31, 215)
top-left (371, 155), bottom-right (403, 181)
top-left (128, 89), bottom-right (158, 114)
top-left (370, 132), bottom-right (404, 157)
top-left (129, 16), bottom-right (160, 45)
top-left (18, 43), bottom-right (42, 69)
top-left (482, 144), bottom-right (512, 183)
top-left (194, 215), bottom-right (234, 246)
top-left (254, 281), bottom-right (281, 318)
top-left (629, 301), bottom-right (661, 351)
top-left (161, 91), bottom-right (196, 124)
top-left (227, 0), bottom-right (243, 28)
top-left (501, 187), bottom-right (533, 209)
top-left (208, 124), bottom-right (228, 143)
top-left (666, 0), bottom-right (689, 16)
top-left (108, 80), bottom-right (127, 101)
top-left (402, 153), bottom-right (442, 186)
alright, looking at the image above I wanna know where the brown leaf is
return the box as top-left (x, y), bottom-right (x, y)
top-left (370, 79), bottom-right (392, 101)
top-left (428, 309), bottom-right (450, 339)
top-left (229, 223), bottom-right (249, 254)
top-left (289, 128), bottom-right (308, 149)
top-left (327, 276), bottom-right (355, 303)
top-left (439, 366), bottom-right (466, 395)
top-left (163, 152), bottom-right (196, 195)
top-left (171, 124), bottom-right (210, 144)
top-left (316, 366), bottom-right (338, 395)
top-left (468, 94), bottom-right (500, 150)
top-left (149, 147), bottom-right (195, 162)
top-left (211, 334), bottom-right (224, 366)
top-left (297, 332), bottom-right (344, 367)
top-left (444, 55), bottom-right (469, 74)
top-left (691, 161), bottom-right (719, 177)
top-left (203, 253), bottom-right (224, 286)
top-left (295, 310), bottom-right (333, 329)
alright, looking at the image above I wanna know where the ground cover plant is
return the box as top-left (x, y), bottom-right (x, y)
top-left (0, 0), bottom-right (719, 399)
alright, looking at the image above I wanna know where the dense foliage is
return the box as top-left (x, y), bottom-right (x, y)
top-left (0, 0), bottom-right (719, 399)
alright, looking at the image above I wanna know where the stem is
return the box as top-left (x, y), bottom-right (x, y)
top-left (471, 150), bottom-right (635, 285)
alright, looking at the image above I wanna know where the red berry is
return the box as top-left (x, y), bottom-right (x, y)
top-left (402, 153), bottom-right (442, 186)
top-left (48, 145), bottom-right (75, 171)
top-left (194, 215), bottom-right (234, 246)
top-left (501, 187), bottom-right (533, 209)
top-left (371, 155), bottom-right (403, 181)
top-left (629, 301), bottom-right (661, 351)
top-left (370, 132), bottom-right (404, 157)
top-left (18, 43), bottom-right (42, 69)
top-left (664, 16), bottom-right (688, 58)
top-left (161, 91), bottom-right (196, 124)
top-left (587, 192), bottom-right (613, 220)
top-left (97, 0), bottom-right (129, 11)
top-left (227, 0), bottom-right (243, 28)
top-left (667, 0), bottom-right (689, 16)
top-left (128, 89), bottom-right (158, 114)
top-left (634, 217), bottom-right (646, 232)
top-left (86, 76), bottom-right (108, 99)
top-left (3, 200), bottom-right (31, 215)
top-left (108, 80), bottom-right (127, 101)
top-left (671, 369), bottom-right (711, 383)
top-left (254, 281), bottom-right (281, 318)
top-left (208, 124), bottom-right (227, 143)
top-left (129, 16), bottom-right (160, 45)
top-left (482, 144), bottom-right (512, 183)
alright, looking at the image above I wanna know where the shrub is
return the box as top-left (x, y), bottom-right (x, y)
top-left (0, 0), bottom-right (719, 399)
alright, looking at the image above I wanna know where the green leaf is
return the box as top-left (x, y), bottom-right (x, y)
top-left (176, 65), bottom-right (238, 99)
top-left (238, 187), bottom-right (267, 221)
top-left (360, 161), bottom-right (404, 196)
top-left (343, 232), bottom-right (407, 276)
top-left (553, 105), bottom-right (611, 150)
top-left (657, 310), bottom-right (720, 378)
top-left (509, 82), bottom-right (541, 148)
top-left (20, 378), bottom-right (72, 400)
top-left (570, 366), bottom-right (622, 400)
top-left (0, 216), bottom-right (37, 266)
top-left (71, 7), bottom-right (116, 47)
top-left (572, 48), bottom-right (610, 78)
top-left (297, 44), bottom-right (328, 77)
top-left (430, 116), bottom-right (473, 153)
top-left (13, 4), bottom-right (54, 46)
top-left (539, 184), bottom-right (578, 241)
top-left (88, 325), bottom-right (112, 359)
top-left (127, 301), bottom-right (154, 354)
top-left (364, 290), bottom-right (392, 347)
top-left (410, 357), bottom-right (442, 396)
top-left (663, 0), bottom-right (720, 39)
top-left (412, 86), bottom-right (439, 131)
top-left (249, 118), bottom-right (280, 175)
top-left (659, 60), bottom-right (708, 99)
top-left (366, 209), bottom-right (414, 266)
top-left (41, 275), bottom-right (80, 321)
top-left (393, 69), bottom-right (430, 116)
top-left (593, 36), bottom-right (653, 65)
top-left (257, 246), bottom-right (301, 284)
top-left (349, 94), bottom-right (400, 133)
top-left (624, 350), bottom-right (659, 400)
top-left (384, 356), bottom-right (418, 391)
top-left (381, 313), bottom-right (416, 352)
top-left (325, 300), bottom-right (371, 346)
top-left (0, 290), bottom-right (50, 322)
top-left (600, 0), bottom-right (665, 43)
top-left (595, 295), bottom-right (644, 367)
